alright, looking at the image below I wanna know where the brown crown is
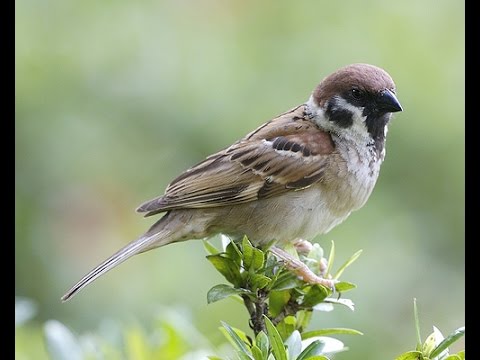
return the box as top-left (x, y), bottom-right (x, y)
top-left (313, 63), bottom-right (396, 107)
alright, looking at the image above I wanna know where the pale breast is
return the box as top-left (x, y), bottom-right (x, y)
top-left (209, 182), bottom-right (369, 246)
top-left (207, 187), bottom-right (341, 245)
top-left (323, 138), bottom-right (382, 212)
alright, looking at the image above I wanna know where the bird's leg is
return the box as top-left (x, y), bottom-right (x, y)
top-left (269, 245), bottom-right (337, 290)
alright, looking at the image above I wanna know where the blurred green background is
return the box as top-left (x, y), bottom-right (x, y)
top-left (15, 0), bottom-right (464, 359)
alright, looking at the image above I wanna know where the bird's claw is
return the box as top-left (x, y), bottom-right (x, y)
top-left (269, 245), bottom-right (337, 292)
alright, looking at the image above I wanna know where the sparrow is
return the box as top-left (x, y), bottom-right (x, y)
top-left (62, 63), bottom-right (402, 302)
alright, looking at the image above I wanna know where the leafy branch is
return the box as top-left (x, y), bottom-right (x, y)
top-left (15, 239), bottom-right (465, 360)
top-left (204, 236), bottom-right (362, 360)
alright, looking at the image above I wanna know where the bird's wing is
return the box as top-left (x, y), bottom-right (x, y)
top-left (136, 105), bottom-right (336, 216)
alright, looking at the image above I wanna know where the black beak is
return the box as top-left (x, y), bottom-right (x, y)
top-left (377, 89), bottom-right (403, 113)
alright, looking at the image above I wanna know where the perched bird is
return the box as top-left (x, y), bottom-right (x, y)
top-left (62, 63), bottom-right (402, 302)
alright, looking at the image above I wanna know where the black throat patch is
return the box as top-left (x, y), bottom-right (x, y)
top-left (364, 111), bottom-right (390, 156)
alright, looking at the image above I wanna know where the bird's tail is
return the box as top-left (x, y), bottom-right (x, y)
top-left (61, 228), bottom-right (172, 302)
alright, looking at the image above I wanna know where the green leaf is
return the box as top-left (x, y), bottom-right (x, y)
top-left (269, 270), bottom-right (300, 291)
top-left (226, 240), bottom-right (243, 266)
top-left (296, 340), bottom-right (325, 360)
top-left (207, 284), bottom-right (251, 304)
top-left (249, 274), bottom-right (271, 289)
top-left (284, 330), bottom-right (302, 360)
top-left (333, 249), bottom-right (362, 280)
top-left (303, 357), bottom-right (330, 360)
top-left (243, 237), bottom-right (264, 271)
top-left (296, 310), bottom-right (313, 331)
top-left (203, 240), bottom-right (220, 255)
top-left (429, 326), bottom-right (465, 359)
top-left (312, 303), bottom-right (334, 312)
top-left (264, 253), bottom-right (278, 274)
top-left (414, 298), bottom-right (422, 351)
top-left (334, 281), bottom-right (356, 292)
top-left (394, 351), bottom-right (424, 360)
top-left (207, 357), bottom-right (224, 360)
top-left (282, 242), bottom-right (299, 258)
top-left (443, 355), bottom-right (461, 360)
top-left (207, 254), bottom-right (242, 286)
top-left (43, 320), bottom-right (83, 360)
top-left (268, 290), bottom-right (291, 318)
top-left (252, 249), bottom-right (265, 271)
top-left (323, 297), bottom-right (355, 311)
top-left (242, 236), bottom-right (254, 265)
top-left (302, 285), bottom-right (329, 307)
top-left (220, 322), bottom-right (253, 360)
top-left (255, 331), bottom-right (269, 359)
top-left (302, 257), bottom-right (322, 274)
top-left (302, 328), bottom-right (363, 339)
top-left (251, 346), bottom-right (264, 360)
top-left (422, 329), bottom-right (438, 357)
top-left (325, 240), bottom-right (335, 276)
top-left (306, 336), bottom-right (346, 355)
top-left (306, 243), bottom-right (324, 262)
top-left (264, 315), bottom-right (288, 360)
top-left (457, 350), bottom-right (465, 359)
top-left (276, 315), bottom-right (296, 340)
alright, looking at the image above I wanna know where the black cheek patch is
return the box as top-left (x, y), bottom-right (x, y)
top-left (326, 101), bottom-right (354, 128)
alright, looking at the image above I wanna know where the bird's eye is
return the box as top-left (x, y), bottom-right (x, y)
top-left (350, 88), bottom-right (363, 100)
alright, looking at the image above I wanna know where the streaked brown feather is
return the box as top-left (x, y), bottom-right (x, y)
top-left (136, 105), bottom-right (335, 216)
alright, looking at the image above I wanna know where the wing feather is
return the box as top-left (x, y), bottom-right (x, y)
top-left (136, 105), bottom-right (335, 216)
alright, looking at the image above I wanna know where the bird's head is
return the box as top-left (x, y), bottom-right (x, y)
top-left (308, 63), bottom-right (402, 151)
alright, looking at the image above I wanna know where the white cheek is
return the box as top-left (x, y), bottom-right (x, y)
top-left (332, 96), bottom-right (365, 118)
top-left (333, 96), bottom-right (368, 130)
top-left (305, 95), bottom-right (326, 118)
top-left (305, 95), bottom-right (372, 146)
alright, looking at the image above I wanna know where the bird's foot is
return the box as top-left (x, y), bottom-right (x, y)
top-left (269, 246), bottom-right (337, 291)
top-left (292, 239), bottom-right (329, 277)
